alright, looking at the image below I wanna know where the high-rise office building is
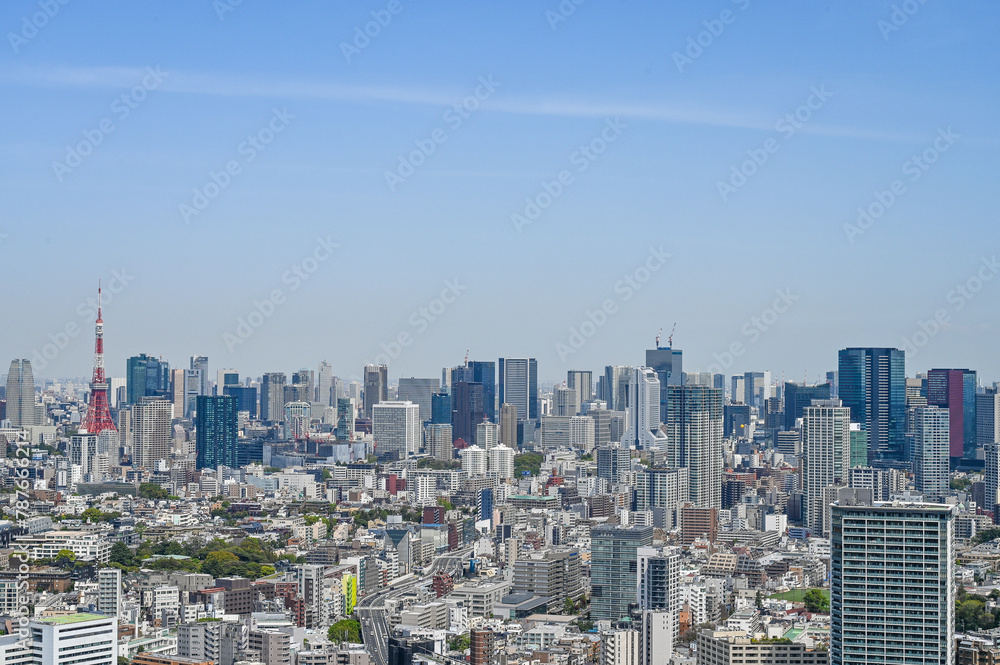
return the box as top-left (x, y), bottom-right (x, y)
top-left (590, 524), bottom-right (653, 621)
top-left (363, 364), bottom-right (388, 418)
top-left (603, 365), bottom-right (632, 412)
top-left (372, 401), bottom-right (420, 459)
top-left (451, 382), bottom-right (485, 446)
top-left (424, 423), bottom-right (453, 462)
top-left (977, 390), bottom-right (1000, 446)
top-left (260, 372), bottom-right (286, 423)
top-left (335, 398), bottom-right (355, 441)
top-left (622, 367), bottom-right (668, 451)
top-left (169, 368), bottom-right (185, 420)
top-left (783, 381), bottom-right (832, 431)
top-left (498, 402), bottom-right (518, 448)
top-left (802, 399), bottom-right (851, 535)
top-left (216, 369), bottom-right (239, 396)
top-left (647, 346), bottom-right (682, 421)
top-left (553, 385), bottom-right (579, 417)
top-left (397, 377), bottom-right (440, 423)
top-left (664, 385), bottom-right (724, 509)
top-left (567, 370), bottom-right (593, 406)
top-left (125, 354), bottom-right (170, 405)
top-left (498, 358), bottom-right (538, 421)
top-left (133, 397), bottom-right (172, 469)
top-left (195, 395), bottom-right (238, 470)
top-left (70, 433), bottom-right (96, 476)
top-left (190, 356), bottom-right (209, 396)
top-left (181, 369), bottom-right (201, 419)
top-left (838, 347), bottom-right (906, 463)
top-left (926, 368), bottom-right (977, 461)
top-left (468, 361), bottom-right (496, 422)
top-left (223, 385), bottom-right (257, 419)
top-left (830, 502), bottom-right (954, 665)
top-left (431, 391), bottom-right (452, 425)
top-left (5, 359), bottom-right (35, 427)
top-left (316, 361), bottom-right (333, 406)
top-left (743, 371), bottom-right (772, 409)
top-left (913, 406), bottom-right (950, 502)
top-left (985, 443), bottom-right (1000, 513)
top-left (632, 467), bottom-right (689, 529)
top-left (730, 375), bottom-right (745, 404)
top-left (597, 445), bottom-right (632, 485)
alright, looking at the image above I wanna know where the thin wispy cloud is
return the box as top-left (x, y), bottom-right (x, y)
top-left (0, 63), bottom-right (923, 143)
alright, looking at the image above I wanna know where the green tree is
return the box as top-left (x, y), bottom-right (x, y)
top-left (448, 633), bottom-right (470, 651)
top-left (109, 542), bottom-right (137, 568)
top-left (437, 497), bottom-right (454, 511)
top-left (203, 550), bottom-right (240, 578)
top-left (55, 549), bottom-right (76, 568)
top-left (118, 657), bottom-right (130, 665)
top-left (563, 596), bottom-right (576, 615)
top-left (513, 452), bottom-right (543, 476)
top-left (328, 619), bottom-right (361, 644)
top-left (138, 483), bottom-right (168, 500)
top-left (974, 528), bottom-right (1000, 545)
top-left (802, 589), bottom-right (829, 613)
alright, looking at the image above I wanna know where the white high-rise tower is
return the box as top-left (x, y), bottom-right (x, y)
top-left (622, 367), bottom-right (668, 451)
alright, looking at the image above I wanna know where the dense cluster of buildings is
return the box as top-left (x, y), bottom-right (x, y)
top-left (2, 312), bottom-right (999, 665)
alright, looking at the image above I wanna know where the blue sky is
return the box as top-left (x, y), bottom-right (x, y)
top-left (2, 1), bottom-right (998, 385)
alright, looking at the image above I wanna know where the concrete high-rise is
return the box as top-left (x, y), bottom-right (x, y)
top-left (5, 359), bottom-right (35, 427)
top-left (986, 443), bottom-right (1000, 513)
top-left (926, 368), bottom-right (977, 461)
top-left (190, 355), bottom-right (209, 396)
top-left (838, 347), bottom-right (906, 463)
top-left (743, 371), bottom-right (771, 409)
top-left (97, 568), bottom-right (122, 619)
top-left (830, 502), bottom-right (954, 665)
top-left (27, 613), bottom-right (118, 665)
top-left (316, 361), bottom-right (333, 406)
top-left (133, 397), bottom-right (172, 469)
top-left (646, 346), bottom-right (682, 420)
top-left (260, 372), bottom-right (287, 423)
top-left (567, 370), bottom-right (593, 406)
top-left (498, 358), bottom-right (537, 421)
top-left (424, 423), bottom-right (453, 462)
top-left (372, 401), bottom-right (420, 459)
top-left (603, 365), bottom-right (632, 412)
top-left (498, 402), bottom-right (518, 448)
top-left (637, 546), bottom-right (680, 647)
top-left (913, 406), bottom-right (950, 502)
top-left (363, 364), bottom-right (388, 418)
top-left (802, 399), bottom-right (851, 535)
top-left (397, 377), bottom-right (440, 423)
top-left (553, 385), bottom-right (579, 416)
top-left (590, 524), bottom-right (653, 621)
top-left (664, 385), bottom-right (724, 509)
top-left (195, 395), bottom-right (238, 470)
top-left (622, 367), bottom-right (668, 451)
top-left (216, 369), bottom-right (239, 396)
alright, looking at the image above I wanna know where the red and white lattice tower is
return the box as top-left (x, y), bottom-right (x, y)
top-left (81, 283), bottom-right (118, 434)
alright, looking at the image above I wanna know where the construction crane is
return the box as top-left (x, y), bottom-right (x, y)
top-left (464, 349), bottom-right (469, 366)
top-left (655, 328), bottom-right (662, 347)
top-left (667, 323), bottom-right (677, 348)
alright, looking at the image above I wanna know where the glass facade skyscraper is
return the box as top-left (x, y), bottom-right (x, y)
top-left (195, 395), bottom-right (238, 469)
top-left (838, 347), bottom-right (906, 463)
top-left (125, 354), bottom-right (170, 405)
top-left (498, 358), bottom-right (537, 421)
top-left (926, 368), bottom-right (977, 461)
top-left (468, 361), bottom-right (496, 422)
top-left (590, 524), bottom-right (653, 621)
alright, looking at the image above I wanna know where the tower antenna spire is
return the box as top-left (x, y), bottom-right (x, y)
top-left (81, 281), bottom-right (117, 435)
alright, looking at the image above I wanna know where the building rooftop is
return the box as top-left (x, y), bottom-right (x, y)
top-left (38, 612), bottom-right (109, 625)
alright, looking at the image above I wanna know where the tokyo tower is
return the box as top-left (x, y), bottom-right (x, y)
top-left (80, 283), bottom-right (118, 434)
